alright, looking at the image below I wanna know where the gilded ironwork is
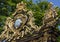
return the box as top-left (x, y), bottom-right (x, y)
top-left (0, 2), bottom-right (59, 42)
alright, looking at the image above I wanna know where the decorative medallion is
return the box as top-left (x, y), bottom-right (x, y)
top-left (0, 1), bottom-right (39, 42)
top-left (14, 19), bottom-right (22, 29)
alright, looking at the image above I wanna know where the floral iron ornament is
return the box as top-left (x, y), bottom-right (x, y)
top-left (0, 2), bottom-right (59, 42)
top-left (16, 2), bottom-right (59, 42)
top-left (0, 2), bottom-right (39, 42)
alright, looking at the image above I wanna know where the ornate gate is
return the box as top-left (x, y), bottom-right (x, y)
top-left (0, 2), bottom-right (59, 42)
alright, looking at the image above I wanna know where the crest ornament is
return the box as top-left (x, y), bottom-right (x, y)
top-left (0, 2), bottom-right (38, 42)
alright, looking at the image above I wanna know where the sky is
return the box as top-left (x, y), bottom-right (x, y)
top-left (48, 0), bottom-right (60, 7)
top-left (33, 0), bottom-right (60, 7)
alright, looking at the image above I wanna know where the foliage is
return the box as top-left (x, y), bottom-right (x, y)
top-left (0, 0), bottom-right (50, 27)
top-left (55, 6), bottom-right (60, 42)
top-left (26, 1), bottom-right (49, 26)
top-left (57, 36), bottom-right (60, 42)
